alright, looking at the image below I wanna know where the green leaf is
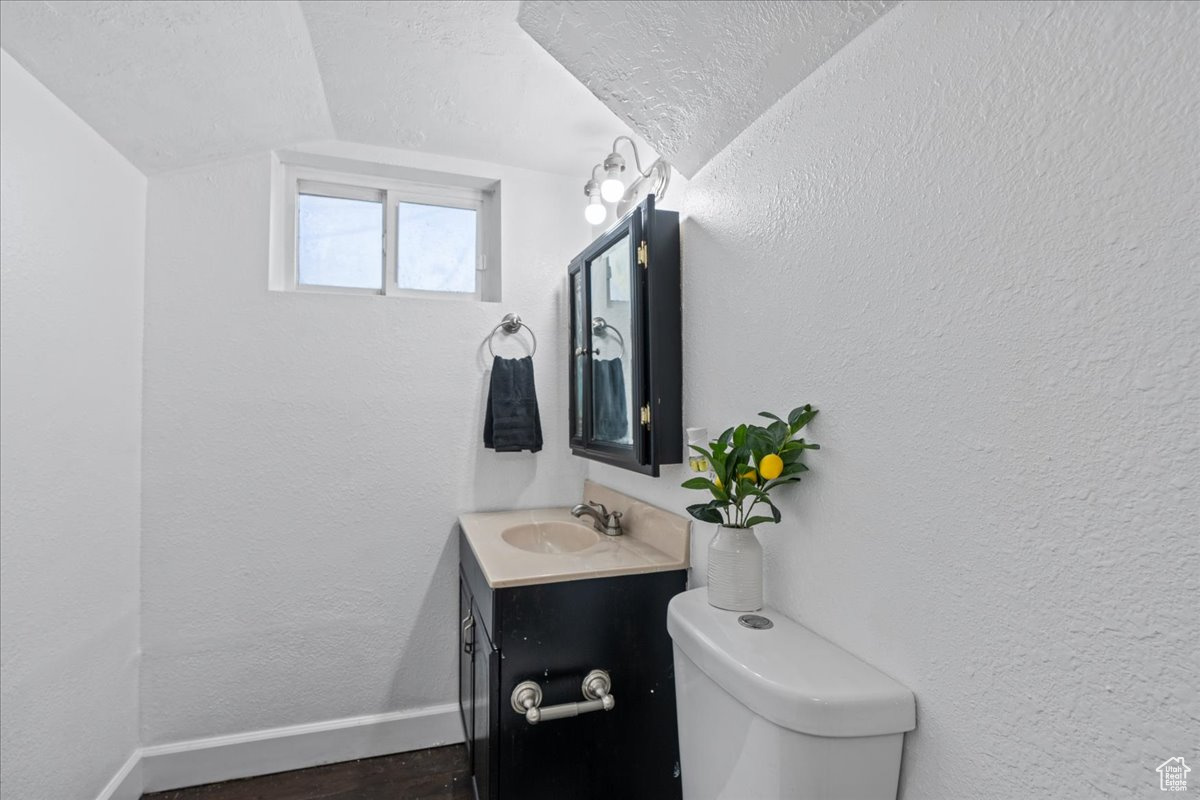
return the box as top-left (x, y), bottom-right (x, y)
top-left (723, 443), bottom-right (744, 470)
top-left (682, 476), bottom-right (728, 501)
top-left (732, 424), bottom-right (747, 449)
top-left (717, 427), bottom-right (734, 449)
top-left (709, 441), bottom-right (728, 476)
top-left (743, 515), bottom-right (776, 528)
top-left (757, 411), bottom-right (784, 423)
top-left (767, 420), bottom-right (790, 449)
top-left (686, 503), bottom-right (724, 524)
top-left (746, 429), bottom-right (773, 461)
top-left (787, 405), bottom-right (818, 430)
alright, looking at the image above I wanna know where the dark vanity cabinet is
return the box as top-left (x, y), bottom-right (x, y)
top-left (459, 575), bottom-right (496, 798)
top-left (568, 194), bottom-right (681, 476)
top-left (458, 529), bottom-right (686, 800)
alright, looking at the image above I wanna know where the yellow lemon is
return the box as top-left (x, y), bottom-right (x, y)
top-left (759, 453), bottom-right (784, 480)
top-left (714, 476), bottom-right (723, 490)
top-left (740, 468), bottom-right (758, 482)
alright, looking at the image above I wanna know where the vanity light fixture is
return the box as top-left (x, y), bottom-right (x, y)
top-left (583, 136), bottom-right (671, 223)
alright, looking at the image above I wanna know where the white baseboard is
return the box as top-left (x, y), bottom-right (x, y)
top-left (95, 751), bottom-right (142, 800)
top-left (134, 702), bottom-right (462, 793)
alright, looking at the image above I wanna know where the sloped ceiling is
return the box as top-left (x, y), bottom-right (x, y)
top-left (518, 0), bottom-right (897, 177)
top-left (300, 1), bottom-right (636, 173)
top-left (0, 1), bottom-right (333, 173)
top-left (0, 0), bottom-right (644, 176)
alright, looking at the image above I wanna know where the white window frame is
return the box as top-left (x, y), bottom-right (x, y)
top-left (272, 152), bottom-right (499, 301)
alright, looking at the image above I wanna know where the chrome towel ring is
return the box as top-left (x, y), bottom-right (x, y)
top-left (485, 313), bottom-right (537, 358)
top-left (591, 316), bottom-right (625, 356)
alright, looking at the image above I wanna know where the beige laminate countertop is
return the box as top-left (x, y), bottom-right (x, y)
top-left (458, 482), bottom-right (691, 589)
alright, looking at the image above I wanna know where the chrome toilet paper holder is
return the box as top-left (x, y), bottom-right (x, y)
top-left (510, 669), bottom-right (614, 725)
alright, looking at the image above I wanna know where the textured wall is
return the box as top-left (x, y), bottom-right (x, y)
top-left (588, 2), bottom-right (1200, 797)
top-left (140, 142), bottom-right (587, 744)
top-left (0, 50), bottom-right (146, 799)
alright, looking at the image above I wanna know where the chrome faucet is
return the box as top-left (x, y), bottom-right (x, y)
top-left (571, 501), bottom-right (623, 536)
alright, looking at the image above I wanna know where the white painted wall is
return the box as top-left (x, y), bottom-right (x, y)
top-left (588, 2), bottom-right (1200, 797)
top-left (0, 49), bottom-right (146, 800)
top-left (140, 142), bottom-right (588, 745)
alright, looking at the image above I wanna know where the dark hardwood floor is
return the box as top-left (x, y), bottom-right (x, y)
top-left (141, 744), bottom-right (473, 800)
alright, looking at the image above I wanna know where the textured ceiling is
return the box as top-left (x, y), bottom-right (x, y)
top-left (0, 0), bottom-right (643, 176)
top-left (0, 1), bottom-right (332, 174)
top-left (518, 0), bottom-right (897, 177)
top-left (300, 1), bottom-right (639, 174)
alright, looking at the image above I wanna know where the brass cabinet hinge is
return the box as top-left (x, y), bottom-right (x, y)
top-left (640, 404), bottom-right (651, 428)
top-left (637, 240), bottom-right (648, 268)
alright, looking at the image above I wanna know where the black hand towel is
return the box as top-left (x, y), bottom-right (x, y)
top-left (592, 357), bottom-right (628, 442)
top-left (484, 356), bottom-right (543, 453)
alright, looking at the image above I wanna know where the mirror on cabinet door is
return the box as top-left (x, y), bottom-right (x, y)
top-left (590, 236), bottom-right (634, 446)
top-left (568, 195), bottom-right (681, 476)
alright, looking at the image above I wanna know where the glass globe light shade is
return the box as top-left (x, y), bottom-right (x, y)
top-left (600, 175), bottom-right (625, 203)
top-left (584, 197), bottom-right (607, 225)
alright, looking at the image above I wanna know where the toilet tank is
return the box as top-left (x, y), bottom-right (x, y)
top-left (667, 589), bottom-right (916, 800)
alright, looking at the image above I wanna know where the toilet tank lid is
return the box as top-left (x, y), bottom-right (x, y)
top-left (667, 589), bottom-right (915, 737)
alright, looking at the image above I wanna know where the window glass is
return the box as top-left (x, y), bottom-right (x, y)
top-left (297, 194), bottom-right (383, 289)
top-left (396, 202), bottom-right (477, 293)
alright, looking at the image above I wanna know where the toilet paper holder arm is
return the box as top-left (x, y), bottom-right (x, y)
top-left (510, 669), bottom-right (614, 725)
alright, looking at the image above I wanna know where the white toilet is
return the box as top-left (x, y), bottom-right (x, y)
top-left (667, 588), bottom-right (916, 800)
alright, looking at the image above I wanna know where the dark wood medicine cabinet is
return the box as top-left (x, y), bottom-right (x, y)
top-left (568, 194), bottom-right (682, 476)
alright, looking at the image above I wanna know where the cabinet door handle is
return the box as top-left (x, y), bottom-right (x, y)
top-left (461, 614), bottom-right (474, 655)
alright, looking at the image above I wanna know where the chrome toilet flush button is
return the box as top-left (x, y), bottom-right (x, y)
top-left (738, 614), bottom-right (773, 630)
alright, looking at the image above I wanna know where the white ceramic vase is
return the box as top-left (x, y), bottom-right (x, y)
top-left (706, 525), bottom-right (763, 611)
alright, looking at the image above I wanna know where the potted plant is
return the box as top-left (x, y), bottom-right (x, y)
top-left (682, 405), bottom-right (819, 611)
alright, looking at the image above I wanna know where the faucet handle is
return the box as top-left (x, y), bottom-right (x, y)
top-left (587, 500), bottom-right (609, 517)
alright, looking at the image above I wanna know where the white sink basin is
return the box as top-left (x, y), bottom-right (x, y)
top-left (501, 521), bottom-right (599, 554)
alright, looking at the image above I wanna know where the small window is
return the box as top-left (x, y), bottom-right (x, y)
top-left (297, 188), bottom-right (384, 290)
top-left (396, 201), bottom-right (477, 293)
top-left (272, 152), bottom-right (499, 300)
